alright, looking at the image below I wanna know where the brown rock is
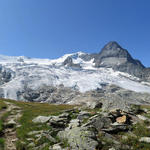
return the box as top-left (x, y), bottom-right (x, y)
top-left (116, 115), bottom-right (126, 124)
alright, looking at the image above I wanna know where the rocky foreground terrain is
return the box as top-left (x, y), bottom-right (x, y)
top-left (1, 99), bottom-right (150, 150)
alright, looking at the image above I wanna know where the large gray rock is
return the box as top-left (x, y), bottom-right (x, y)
top-left (91, 116), bottom-right (112, 131)
top-left (86, 100), bottom-right (102, 109)
top-left (77, 111), bottom-right (90, 121)
top-left (137, 115), bottom-right (150, 121)
top-left (32, 116), bottom-right (51, 123)
top-left (139, 137), bottom-right (150, 143)
top-left (57, 127), bottom-right (100, 150)
top-left (67, 119), bottom-right (80, 129)
top-left (49, 116), bottom-right (68, 128)
top-left (49, 144), bottom-right (62, 150)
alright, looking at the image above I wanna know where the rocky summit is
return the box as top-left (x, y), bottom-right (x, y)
top-left (94, 41), bottom-right (145, 78)
top-left (0, 41), bottom-right (150, 111)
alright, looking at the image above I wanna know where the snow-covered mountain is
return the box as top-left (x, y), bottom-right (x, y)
top-left (0, 41), bottom-right (150, 107)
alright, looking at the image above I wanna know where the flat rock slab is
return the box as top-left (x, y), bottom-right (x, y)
top-left (137, 115), bottom-right (150, 121)
top-left (139, 137), bottom-right (150, 143)
top-left (32, 116), bottom-right (51, 123)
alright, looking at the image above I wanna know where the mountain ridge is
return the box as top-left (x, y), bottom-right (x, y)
top-left (0, 41), bottom-right (150, 107)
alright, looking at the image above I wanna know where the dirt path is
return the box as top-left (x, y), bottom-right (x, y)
top-left (0, 101), bottom-right (22, 150)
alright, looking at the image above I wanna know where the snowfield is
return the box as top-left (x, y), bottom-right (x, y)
top-left (0, 53), bottom-right (150, 100)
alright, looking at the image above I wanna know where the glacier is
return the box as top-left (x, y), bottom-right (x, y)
top-left (0, 52), bottom-right (150, 101)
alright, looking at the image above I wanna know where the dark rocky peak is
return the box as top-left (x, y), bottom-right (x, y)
top-left (63, 56), bottom-right (73, 66)
top-left (101, 41), bottom-right (122, 51)
top-left (99, 41), bottom-right (132, 60)
top-left (63, 56), bottom-right (81, 69)
top-left (94, 41), bottom-right (145, 78)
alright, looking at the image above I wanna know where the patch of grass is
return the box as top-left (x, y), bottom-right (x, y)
top-left (97, 131), bottom-right (114, 150)
top-left (100, 138), bottom-right (114, 150)
top-left (61, 139), bottom-right (70, 148)
top-left (132, 122), bottom-right (150, 137)
top-left (0, 110), bottom-right (12, 149)
top-left (84, 108), bottom-right (102, 114)
top-left (69, 112), bottom-right (78, 120)
top-left (82, 118), bottom-right (89, 124)
top-left (121, 134), bottom-right (150, 150)
top-left (121, 135), bottom-right (139, 150)
top-left (0, 100), bottom-right (9, 150)
top-left (0, 100), bottom-right (7, 111)
top-left (16, 141), bottom-right (27, 150)
top-left (0, 138), bottom-right (5, 150)
top-left (141, 105), bottom-right (150, 110)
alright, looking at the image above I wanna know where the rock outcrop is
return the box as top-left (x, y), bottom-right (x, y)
top-left (30, 104), bottom-right (150, 150)
top-left (58, 127), bottom-right (99, 150)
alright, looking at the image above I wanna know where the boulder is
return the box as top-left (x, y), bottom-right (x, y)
top-left (139, 137), bottom-right (150, 143)
top-left (92, 116), bottom-right (112, 131)
top-left (109, 148), bottom-right (116, 150)
top-left (49, 116), bottom-right (68, 128)
top-left (32, 116), bottom-right (51, 123)
top-left (102, 124), bottom-right (128, 133)
top-left (137, 115), bottom-right (150, 121)
top-left (50, 144), bottom-right (62, 150)
top-left (77, 111), bottom-right (90, 121)
top-left (58, 113), bottom-right (70, 118)
top-left (67, 119), bottom-right (80, 129)
top-left (116, 115), bottom-right (127, 124)
top-left (57, 127), bottom-right (100, 150)
top-left (28, 130), bottom-right (43, 136)
top-left (86, 101), bottom-right (102, 109)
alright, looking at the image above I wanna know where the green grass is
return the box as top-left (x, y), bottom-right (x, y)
top-left (121, 134), bottom-right (150, 150)
top-left (0, 138), bottom-right (5, 150)
top-left (0, 111), bottom-right (12, 150)
top-left (0, 100), bottom-right (7, 111)
top-left (0, 100), bottom-right (8, 150)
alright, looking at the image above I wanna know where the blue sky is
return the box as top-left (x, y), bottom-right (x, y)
top-left (0, 0), bottom-right (150, 66)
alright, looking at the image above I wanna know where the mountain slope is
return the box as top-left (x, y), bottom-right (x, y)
top-left (0, 42), bottom-right (149, 106)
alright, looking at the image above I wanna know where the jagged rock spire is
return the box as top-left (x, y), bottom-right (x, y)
top-left (94, 41), bottom-right (145, 77)
top-left (99, 41), bottom-right (130, 59)
top-left (101, 41), bottom-right (122, 51)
